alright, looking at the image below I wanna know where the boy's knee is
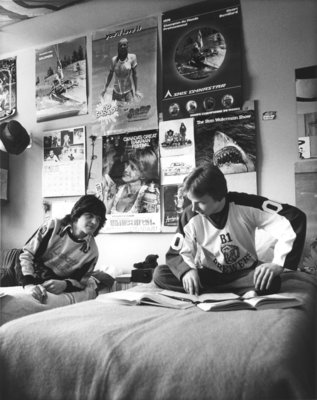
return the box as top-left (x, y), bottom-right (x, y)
top-left (153, 264), bottom-right (167, 287)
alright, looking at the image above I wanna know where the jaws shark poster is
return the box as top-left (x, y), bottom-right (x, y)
top-left (35, 37), bottom-right (88, 122)
top-left (92, 17), bottom-right (158, 135)
top-left (194, 109), bottom-right (256, 175)
top-left (161, 0), bottom-right (242, 121)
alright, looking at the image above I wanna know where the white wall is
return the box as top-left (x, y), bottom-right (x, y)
top-left (1, 0), bottom-right (317, 273)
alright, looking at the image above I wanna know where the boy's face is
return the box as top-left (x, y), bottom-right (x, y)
top-left (187, 191), bottom-right (225, 216)
top-left (74, 212), bottom-right (101, 237)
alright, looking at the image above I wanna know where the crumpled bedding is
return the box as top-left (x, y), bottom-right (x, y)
top-left (0, 271), bottom-right (316, 400)
top-left (0, 278), bottom-right (97, 326)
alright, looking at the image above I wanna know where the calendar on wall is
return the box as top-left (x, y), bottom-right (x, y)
top-left (42, 126), bottom-right (86, 197)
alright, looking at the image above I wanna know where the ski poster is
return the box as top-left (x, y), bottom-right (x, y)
top-left (161, 0), bottom-right (242, 121)
top-left (42, 126), bottom-right (86, 197)
top-left (194, 109), bottom-right (256, 175)
top-left (97, 131), bottom-right (160, 233)
top-left (92, 17), bottom-right (158, 135)
top-left (35, 37), bottom-right (88, 122)
top-left (0, 57), bottom-right (16, 121)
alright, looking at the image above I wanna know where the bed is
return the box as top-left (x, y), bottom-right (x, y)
top-left (0, 270), bottom-right (316, 400)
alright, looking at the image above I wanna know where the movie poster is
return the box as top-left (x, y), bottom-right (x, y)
top-left (0, 57), bottom-right (16, 121)
top-left (162, 184), bottom-right (191, 231)
top-left (92, 17), bottom-right (158, 135)
top-left (42, 126), bottom-right (86, 197)
top-left (97, 131), bottom-right (160, 233)
top-left (35, 37), bottom-right (88, 122)
top-left (194, 109), bottom-right (256, 175)
top-left (161, 0), bottom-right (242, 121)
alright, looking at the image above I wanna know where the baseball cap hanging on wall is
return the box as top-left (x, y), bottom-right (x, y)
top-left (0, 120), bottom-right (30, 155)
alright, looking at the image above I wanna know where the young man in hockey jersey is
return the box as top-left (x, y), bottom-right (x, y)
top-left (153, 164), bottom-right (306, 296)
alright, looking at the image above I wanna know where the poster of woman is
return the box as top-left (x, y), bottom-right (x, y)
top-left (97, 131), bottom-right (161, 233)
top-left (35, 37), bottom-right (88, 122)
top-left (92, 17), bottom-right (158, 135)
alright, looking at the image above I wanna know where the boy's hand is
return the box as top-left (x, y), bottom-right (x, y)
top-left (25, 284), bottom-right (47, 303)
top-left (254, 263), bottom-right (283, 292)
top-left (42, 279), bottom-right (67, 294)
top-left (182, 269), bottom-right (202, 296)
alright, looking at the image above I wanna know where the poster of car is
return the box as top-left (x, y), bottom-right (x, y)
top-left (0, 57), bottom-right (16, 121)
top-left (160, 154), bottom-right (195, 185)
top-left (194, 109), bottom-right (256, 175)
top-left (161, 0), bottom-right (242, 121)
top-left (35, 37), bottom-right (88, 122)
top-left (92, 17), bottom-right (158, 135)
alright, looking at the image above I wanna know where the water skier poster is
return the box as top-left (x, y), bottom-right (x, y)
top-left (42, 126), bottom-right (86, 197)
top-left (161, 0), bottom-right (242, 121)
top-left (0, 57), bottom-right (16, 121)
top-left (92, 17), bottom-right (158, 135)
top-left (35, 37), bottom-right (88, 122)
top-left (97, 131), bottom-right (160, 233)
top-left (194, 109), bottom-right (256, 175)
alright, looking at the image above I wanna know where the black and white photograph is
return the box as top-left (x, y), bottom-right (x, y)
top-left (35, 37), bottom-right (88, 122)
top-left (161, 0), bottom-right (242, 120)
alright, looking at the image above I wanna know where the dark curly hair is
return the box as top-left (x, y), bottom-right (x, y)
top-left (62, 195), bottom-right (106, 236)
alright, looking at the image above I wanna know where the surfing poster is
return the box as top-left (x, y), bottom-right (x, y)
top-left (92, 17), bottom-right (158, 135)
top-left (42, 126), bottom-right (86, 197)
top-left (96, 131), bottom-right (160, 233)
top-left (161, 0), bottom-right (242, 121)
top-left (194, 109), bottom-right (256, 175)
top-left (35, 37), bottom-right (88, 122)
top-left (0, 57), bottom-right (16, 121)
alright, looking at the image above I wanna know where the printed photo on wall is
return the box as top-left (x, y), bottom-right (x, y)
top-left (92, 17), bottom-right (158, 135)
top-left (42, 126), bottom-right (86, 197)
top-left (194, 109), bottom-right (256, 175)
top-left (35, 37), bottom-right (88, 122)
top-left (162, 184), bottom-right (191, 231)
top-left (0, 57), bottom-right (16, 121)
top-left (161, 0), bottom-right (242, 121)
top-left (97, 131), bottom-right (161, 233)
top-left (159, 117), bottom-right (194, 158)
top-left (295, 65), bottom-right (317, 159)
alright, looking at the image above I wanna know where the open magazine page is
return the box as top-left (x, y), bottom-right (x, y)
top-left (96, 290), bottom-right (193, 309)
top-left (197, 291), bottom-right (302, 312)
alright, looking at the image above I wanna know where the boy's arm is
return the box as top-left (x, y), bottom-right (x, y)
top-left (166, 209), bottom-right (197, 281)
top-left (252, 197), bottom-right (307, 269)
top-left (19, 220), bottom-right (55, 285)
top-left (64, 257), bottom-right (98, 292)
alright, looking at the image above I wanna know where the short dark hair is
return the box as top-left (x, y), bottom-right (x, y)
top-left (183, 164), bottom-right (227, 201)
top-left (70, 195), bottom-right (106, 235)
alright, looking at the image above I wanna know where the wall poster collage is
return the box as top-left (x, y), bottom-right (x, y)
top-left (37, 0), bottom-right (256, 233)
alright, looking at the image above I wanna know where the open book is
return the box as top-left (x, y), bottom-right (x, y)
top-left (96, 290), bottom-right (194, 310)
top-left (161, 289), bottom-right (302, 311)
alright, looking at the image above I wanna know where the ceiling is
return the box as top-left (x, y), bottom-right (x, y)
top-left (0, 0), bottom-right (89, 30)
